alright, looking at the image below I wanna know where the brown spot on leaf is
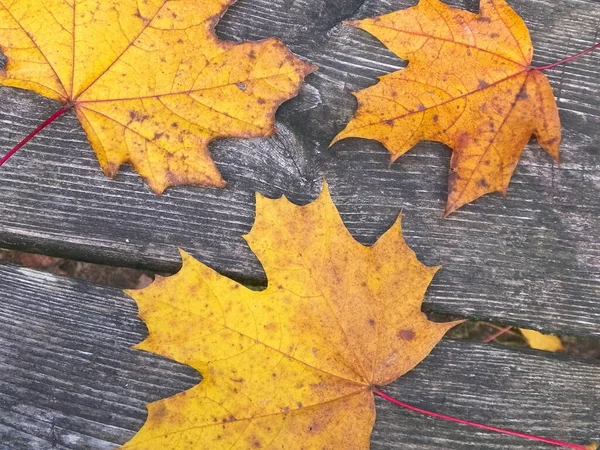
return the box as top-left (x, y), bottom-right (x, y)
top-left (457, 131), bottom-right (471, 148)
top-left (478, 79), bottom-right (490, 89)
top-left (308, 422), bottom-right (322, 433)
top-left (264, 322), bottom-right (278, 331)
top-left (151, 403), bottom-right (167, 421)
top-left (397, 329), bottom-right (416, 340)
top-left (129, 110), bottom-right (150, 123)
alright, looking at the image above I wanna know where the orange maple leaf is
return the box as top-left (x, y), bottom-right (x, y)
top-left (123, 184), bottom-right (460, 449)
top-left (0, 0), bottom-right (314, 192)
top-left (332, 0), bottom-right (561, 215)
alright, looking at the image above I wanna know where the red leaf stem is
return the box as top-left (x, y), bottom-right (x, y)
top-left (0, 105), bottom-right (72, 168)
top-left (483, 325), bottom-right (513, 343)
top-left (373, 389), bottom-right (590, 450)
top-left (535, 42), bottom-right (600, 71)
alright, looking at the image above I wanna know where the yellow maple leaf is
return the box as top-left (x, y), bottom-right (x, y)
top-left (0, 0), bottom-right (314, 192)
top-left (519, 328), bottom-right (563, 352)
top-left (124, 184), bottom-right (460, 449)
top-left (332, 0), bottom-right (561, 215)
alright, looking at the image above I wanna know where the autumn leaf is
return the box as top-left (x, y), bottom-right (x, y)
top-left (0, 0), bottom-right (314, 192)
top-left (124, 184), bottom-right (460, 449)
top-left (332, 0), bottom-right (561, 215)
top-left (520, 328), bottom-right (563, 352)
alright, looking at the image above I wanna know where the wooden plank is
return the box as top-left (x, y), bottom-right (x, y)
top-left (0, 264), bottom-right (598, 449)
top-left (0, 0), bottom-right (599, 338)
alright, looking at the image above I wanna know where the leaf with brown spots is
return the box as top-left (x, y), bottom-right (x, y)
top-left (123, 183), bottom-right (460, 449)
top-left (0, 0), bottom-right (314, 192)
top-left (332, 0), bottom-right (561, 215)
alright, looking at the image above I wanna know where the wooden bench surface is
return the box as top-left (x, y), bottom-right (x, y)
top-left (0, 0), bottom-right (599, 338)
top-left (0, 0), bottom-right (599, 448)
top-left (1, 265), bottom-right (599, 449)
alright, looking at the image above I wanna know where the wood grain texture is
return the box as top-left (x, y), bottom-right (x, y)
top-left (0, 264), bottom-right (598, 449)
top-left (0, 0), bottom-right (599, 338)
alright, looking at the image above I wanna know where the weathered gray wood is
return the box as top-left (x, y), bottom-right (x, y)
top-left (0, 0), bottom-right (599, 338)
top-left (0, 264), bottom-right (598, 449)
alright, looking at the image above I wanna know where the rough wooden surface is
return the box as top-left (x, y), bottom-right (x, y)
top-left (0, 0), bottom-right (599, 339)
top-left (0, 264), bottom-right (598, 449)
